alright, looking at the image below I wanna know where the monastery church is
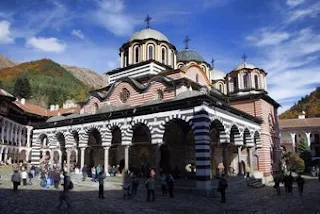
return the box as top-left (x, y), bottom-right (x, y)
top-left (4, 17), bottom-right (281, 191)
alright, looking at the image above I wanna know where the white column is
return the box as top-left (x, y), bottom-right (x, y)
top-left (6, 122), bottom-right (10, 143)
top-left (124, 145), bottom-right (129, 171)
top-left (18, 127), bottom-right (22, 147)
top-left (66, 150), bottom-right (71, 173)
top-left (104, 146), bottom-right (110, 174)
top-left (1, 118), bottom-right (4, 143)
top-left (305, 132), bottom-right (311, 150)
top-left (222, 143), bottom-right (229, 176)
top-left (50, 150), bottom-right (54, 167)
top-left (80, 147), bottom-right (85, 170)
top-left (290, 132), bottom-right (296, 152)
top-left (26, 126), bottom-right (33, 148)
top-left (4, 151), bottom-right (8, 164)
top-left (237, 146), bottom-right (242, 175)
top-left (248, 147), bottom-right (253, 173)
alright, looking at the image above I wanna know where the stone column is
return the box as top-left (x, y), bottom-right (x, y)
top-left (124, 145), bottom-right (129, 171)
top-left (237, 146), bottom-right (242, 175)
top-left (4, 152), bottom-right (8, 164)
top-left (222, 143), bottom-right (229, 176)
top-left (1, 118), bottom-right (4, 143)
top-left (50, 150), bottom-right (54, 167)
top-left (305, 132), bottom-right (311, 149)
top-left (154, 143), bottom-right (161, 174)
top-left (104, 146), bottom-right (110, 174)
top-left (248, 147), bottom-right (253, 173)
top-left (80, 147), bottom-right (85, 170)
top-left (290, 133), bottom-right (296, 152)
top-left (66, 150), bottom-right (71, 173)
top-left (26, 126), bottom-right (33, 148)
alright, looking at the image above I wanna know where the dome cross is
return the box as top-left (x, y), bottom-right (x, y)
top-left (211, 58), bottom-right (215, 68)
top-left (242, 53), bottom-right (247, 63)
top-left (183, 35), bottom-right (191, 50)
top-left (145, 15), bottom-right (152, 29)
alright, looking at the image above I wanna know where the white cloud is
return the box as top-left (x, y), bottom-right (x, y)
top-left (71, 29), bottom-right (85, 39)
top-left (26, 36), bottom-right (66, 53)
top-left (246, 29), bottom-right (290, 46)
top-left (287, 2), bottom-right (320, 23)
top-left (286, 0), bottom-right (305, 7)
top-left (0, 20), bottom-right (14, 44)
top-left (93, 0), bottom-right (137, 36)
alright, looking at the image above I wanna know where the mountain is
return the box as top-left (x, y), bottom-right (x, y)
top-left (279, 87), bottom-right (320, 119)
top-left (0, 59), bottom-right (90, 108)
top-left (0, 54), bottom-right (17, 69)
top-left (61, 64), bottom-right (106, 89)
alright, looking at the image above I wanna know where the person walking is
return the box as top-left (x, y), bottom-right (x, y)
top-left (11, 169), bottom-right (21, 191)
top-left (21, 169), bottom-right (28, 186)
top-left (274, 174), bottom-right (282, 196)
top-left (296, 174), bottom-right (305, 196)
top-left (287, 172), bottom-right (294, 194)
top-left (160, 173), bottom-right (167, 196)
top-left (82, 164), bottom-right (88, 181)
top-left (167, 174), bottom-right (174, 198)
top-left (145, 176), bottom-right (156, 202)
top-left (98, 169), bottom-right (106, 199)
top-left (217, 174), bottom-right (228, 203)
top-left (91, 167), bottom-right (96, 182)
top-left (131, 172), bottom-right (139, 195)
top-left (57, 172), bottom-right (72, 209)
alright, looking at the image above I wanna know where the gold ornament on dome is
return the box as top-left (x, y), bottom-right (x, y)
top-left (120, 88), bottom-right (130, 103)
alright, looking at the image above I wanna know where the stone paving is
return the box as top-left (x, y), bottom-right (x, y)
top-left (0, 167), bottom-right (320, 214)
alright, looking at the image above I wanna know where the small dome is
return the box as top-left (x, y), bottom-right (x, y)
top-left (233, 62), bottom-right (258, 71)
top-left (130, 28), bottom-right (169, 42)
top-left (210, 68), bottom-right (226, 80)
top-left (177, 50), bottom-right (205, 63)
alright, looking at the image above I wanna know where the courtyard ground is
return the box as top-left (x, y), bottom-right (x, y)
top-left (0, 166), bottom-right (320, 214)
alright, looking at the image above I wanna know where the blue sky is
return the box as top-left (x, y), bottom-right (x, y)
top-left (0, 0), bottom-right (319, 113)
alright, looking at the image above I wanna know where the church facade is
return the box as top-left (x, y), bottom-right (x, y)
top-left (31, 20), bottom-right (281, 190)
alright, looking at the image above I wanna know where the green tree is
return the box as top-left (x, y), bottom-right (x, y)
top-left (13, 72), bottom-right (31, 98)
top-left (298, 137), bottom-right (312, 171)
top-left (283, 152), bottom-right (305, 173)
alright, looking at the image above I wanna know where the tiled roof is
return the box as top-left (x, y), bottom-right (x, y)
top-left (279, 118), bottom-right (320, 129)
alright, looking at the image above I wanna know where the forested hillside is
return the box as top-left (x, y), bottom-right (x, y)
top-left (0, 59), bottom-right (90, 108)
top-left (279, 87), bottom-right (320, 119)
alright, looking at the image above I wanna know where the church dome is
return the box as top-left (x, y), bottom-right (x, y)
top-left (177, 50), bottom-right (205, 63)
top-left (233, 62), bottom-right (258, 71)
top-left (210, 68), bottom-right (226, 80)
top-left (130, 28), bottom-right (169, 42)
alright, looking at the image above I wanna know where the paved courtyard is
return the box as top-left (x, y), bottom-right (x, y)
top-left (1, 167), bottom-right (320, 214)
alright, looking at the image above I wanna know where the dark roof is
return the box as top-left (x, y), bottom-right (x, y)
top-left (228, 92), bottom-right (281, 108)
top-left (177, 50), bottom-right (206, 63)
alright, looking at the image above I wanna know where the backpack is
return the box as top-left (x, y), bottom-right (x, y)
top-left (68, 181), bottom-right (74, 190)
top-left (40, 179), bottom-right (47, 188)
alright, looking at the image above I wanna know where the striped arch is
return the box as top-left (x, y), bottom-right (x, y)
top-left (210, 117), bottom-right (229, 144)
top-left (243, 128), bottom-right (254, 147)
top-left (155, 114), bottom-right (189, 145)
top-left (124, 119), bottom-right (153, 144)
top-left (55, 132), bottom-right (67, 149)
top-left (106, 122), bottom-right (124, 145)
top-left (230, 124), bottom-right (243, 146)
top-left (253, 131), bottom-right (262, 148)
top-left (69, 128), bottom-right (81, 148)
top-left (82, 125), bottom-right (103, 147)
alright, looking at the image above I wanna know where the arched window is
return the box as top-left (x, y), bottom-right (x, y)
top-left (134, 46), bottom-right (139, 63)
top-left (161, 47), bottom-right (166, 64)
top-left (157, 89), bottom-right (164, 100)
top-left (219, 84), bottom-right (224, 93)
top-left (243, 73), bottom-right (249, 89)
top-left (201, 65), bottom-right (206, 73)
top-left (196, 74), bottom-right (199, 83)
top-left (124, 49), bottom-right (129, 66)
top-left (148, 45), bottom-right (154, 60)
top-left (254, 75), bottom-right (259, 89)
top-left (171, 50), bottom-right (175, 66)
top-left (233, 77), bottom-right (238, 91)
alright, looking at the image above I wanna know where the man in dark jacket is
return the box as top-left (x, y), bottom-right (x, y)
top-left (218, 174), bottom-right (228, 203)
top-left (57, 172), bottom-right (72, 209)
top-left (82, 165), bottom-right (88, 181)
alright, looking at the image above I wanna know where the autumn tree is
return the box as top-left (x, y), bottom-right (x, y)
top-left (13, 72), bottom-right (31, 99)
top-left (283, 152), bottom-right (305, 173)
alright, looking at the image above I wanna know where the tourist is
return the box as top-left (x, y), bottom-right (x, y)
top-left (131, 172), bottom-right (139, 195)
top-left (11, 169), bottom-right (21, 191)
top-left (123, 171), bottom-right (132, 199)
top-left (53, 169), bottom-right (61, 189)
top-left (21, 168), bottom-right (28, 186)
top-left (28, 169), bottom-right (33, 185)
top-left (287, 172), bottom-right (294, 194)
top-left (296, 174), bottom-right (305, 196)
top-left (57, 172), bottom-right (72, 209)
top-left (96, 165), bottom-right (101, 180)
top-left (167, 174), bottom-right (175, 198)
top-left (217, 174), bottom-right (228, 203)
top-left (98, 168), bottom-right (106, 199)
top-left (91, 167), bottom-right (96, 182)
top-left (145, 175), bottom-right (156, 202)
top-left (82, 164), bottom-right (88, 181)
top-left (160, 173), bottom-right (167, 196)
top-left (274, 173), bottom-right (282, 196)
